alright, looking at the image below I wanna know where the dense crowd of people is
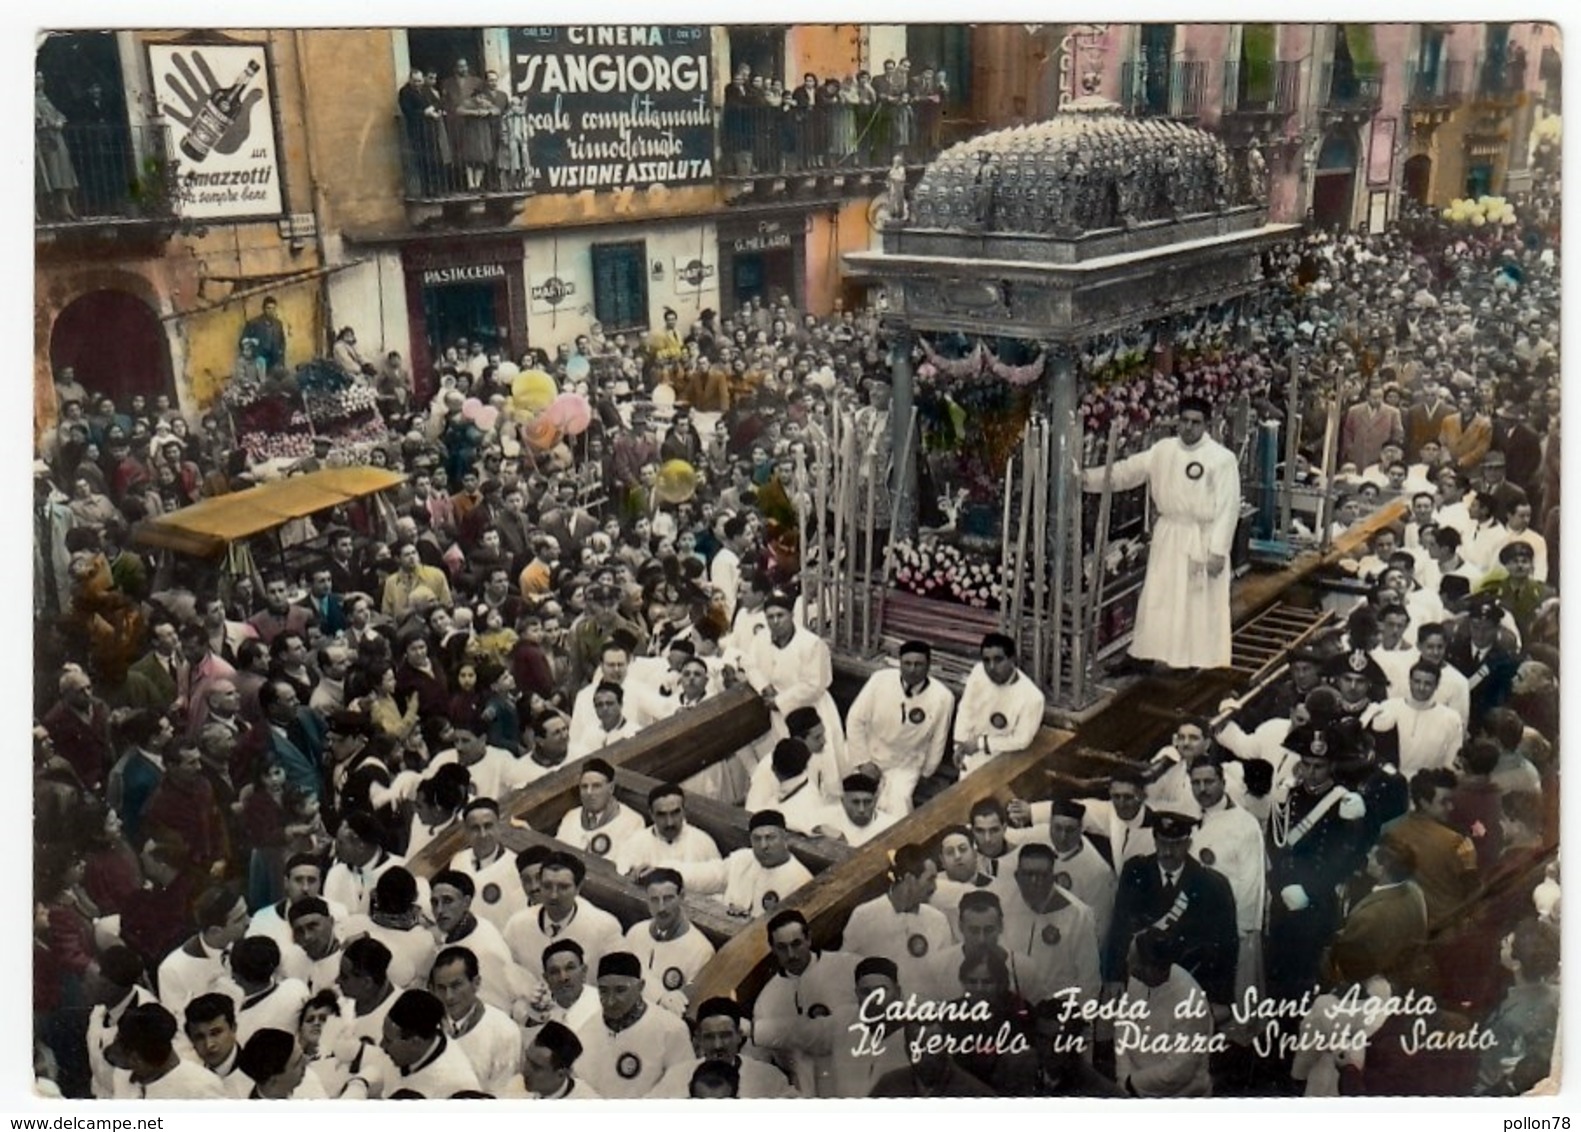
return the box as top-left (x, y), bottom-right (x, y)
top-left (31, 169), bottom-right (1560, 1099)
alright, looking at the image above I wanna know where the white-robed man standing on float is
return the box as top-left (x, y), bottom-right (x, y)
top-left (1081, 394), bottom-right (1240, 671)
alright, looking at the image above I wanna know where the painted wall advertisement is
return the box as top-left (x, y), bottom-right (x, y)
top-left (147, 42), bottom-right (284, 220)
top-left (509, 26), bottom-right (715, 194)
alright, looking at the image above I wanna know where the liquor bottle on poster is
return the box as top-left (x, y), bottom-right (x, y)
top-left (179, 59), bottom-right (261, 162)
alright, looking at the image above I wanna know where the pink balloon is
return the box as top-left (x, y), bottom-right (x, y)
top-left (461, 397), bottom-right (484, 422)
top-left (545, 392), bottom-right (592, 436)
top-left (474, 405), bottom-right (500, 431)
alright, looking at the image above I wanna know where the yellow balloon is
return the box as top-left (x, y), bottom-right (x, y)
top-left (511, 369), bottom-right (558, 414)
top-left (654, 459), bottom-right (699, 505)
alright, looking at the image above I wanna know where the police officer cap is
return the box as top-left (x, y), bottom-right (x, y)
top-left (1470, 600), bottom-right (1505, 624)
top-left (1498, 541), bottom-right (1535, 565)
top-left (854, 956), bottom-right (900, 983)
top-left (1325, 648), bottom-right (1384, 682)
top-left (1289, 645), bottom-right (1324, 667)
top-left (1151, 812), bottom-right (1198, 841)
top-left (1285, 724), bottom-right (1348, 762)
top-left (748, 809), bottom-right (788, 832)
top-left (597, 951), bottom-right (643, 980)
top-left (841, 772), bottom-right (880, 794)
top-left (1049, 796), bottom-right (1087, 821)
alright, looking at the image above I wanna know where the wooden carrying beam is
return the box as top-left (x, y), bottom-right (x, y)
top-left (689, 723), bottom-right (1078, 1010)
top-left (409, 686), bottom-right (772, 875)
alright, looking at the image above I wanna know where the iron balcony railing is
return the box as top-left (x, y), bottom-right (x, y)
top-left (719, 97), bottom-right (950, 177)
top-left (35, 122), bottom-right (176, 226)
top-left (1473, 55), bottom-right (1527, 98)
top-left (396, 111), bottom-right (534, 204)
top-left (1405, 59), bottom-right (1470, 106)
top-left (1221, 59), bottom-right (1302, 114)
top-left (1321, 62), bottom-right (1386, 110)
top-left (1121, 59), bottom-right (1212, 119)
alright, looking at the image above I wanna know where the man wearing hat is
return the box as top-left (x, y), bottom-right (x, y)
top-left (744, 589), bottom-right (848, 785)
top-left (379, 988), bottom-right (481, 1098)
top-left (844, 640), bottom-right (957, 814)
top-left (744, 738), bottom-right (829, 836)
top-left (652, 996), bottom-right (797, 1097)
top-left (554, 756), bottom-right (647, 859)
top-left (1484, 539), bottom-right (1553, 642)
top-left (105, 1002), bottom-right (226, 1099)
top-left (1007, 795), bottom-right (1117, 943)
top-left (999, 843), bottom-right (1103, 1006)
top-left (1103, 812), bottom-right (1238, 1010)
top-left (1445, 600), bottom-right (1520, 725)
top-left (513, 1020), bottom-right (601, 1098)
top-left (1237, 643), bottom-right (1329, 731)
top-left (573, 950), bottom-right (692, 1099)
top-left (1265, 727), bottom-right (1369, 1000)
top-left (677, 810), bottom-right (813, 919)
top-left (1080, 394), bottom-right (1241, 671)
top-left (810, 772), bottom-right (899, 846)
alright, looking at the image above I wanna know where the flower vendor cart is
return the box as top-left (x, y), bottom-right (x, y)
top-left (841, 95), bottom-right (1299, 712)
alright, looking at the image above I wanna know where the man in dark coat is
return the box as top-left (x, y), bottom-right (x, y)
top-left (1102, 812), bottom-right (1239, 1008)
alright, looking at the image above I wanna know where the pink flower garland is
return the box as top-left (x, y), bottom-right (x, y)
top-left (918, 338), bottom-right (1047, 387)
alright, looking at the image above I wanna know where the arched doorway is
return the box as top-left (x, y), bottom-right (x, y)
top-left (49, 289), bottom-right (173, 408)
top-left (1311, 130), bottom-right (1358, 229)
top-left (1403, 154), bottom-right (1432, 205)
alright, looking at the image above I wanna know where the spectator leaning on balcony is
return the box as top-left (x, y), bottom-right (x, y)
top-left (398, 70), bottom-right (452, 196)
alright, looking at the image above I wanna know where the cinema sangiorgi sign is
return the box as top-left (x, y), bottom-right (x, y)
top-left (510, 25), bottom-right (715, 193)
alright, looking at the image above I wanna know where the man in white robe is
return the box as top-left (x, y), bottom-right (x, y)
top-left (743, 593), bottom-right (846, 791)
top-left (1081, 395), bottom-right (1241, 670)
top-left (1186, 756), bottom-right (1267, 998)
top-left (844, 640), bottom-right (956, 814)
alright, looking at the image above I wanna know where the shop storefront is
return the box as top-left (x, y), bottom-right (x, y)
top-left (401, 240), bottom-right (526, 400)
top-left (717, 214), bottom-right (807, 314)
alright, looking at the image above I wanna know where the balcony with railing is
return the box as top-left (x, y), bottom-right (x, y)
top-left (1221, 59), bottom-right (1302, 116)
top-left (1472, 54), bottom-right (1528, 107)
top-left (1121, 60), bottom-right (1212, 120)
top-left (1406, 59), bottom-right (1469, 107)
top-left (396, 106), bottom-right (533, 226)
top-left (719, 97), bottom-right (956, 204)
top-left (1320, 62), bottom-right (1385, 122)
top-left (35, 122), bottom-right (179, 239)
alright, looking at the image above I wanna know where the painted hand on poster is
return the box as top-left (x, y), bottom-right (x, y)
top-left (160, 49), bottom-right (264, 159)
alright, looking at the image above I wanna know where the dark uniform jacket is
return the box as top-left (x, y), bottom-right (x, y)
top-left (1104, 854), bottom-right (1239, 1003)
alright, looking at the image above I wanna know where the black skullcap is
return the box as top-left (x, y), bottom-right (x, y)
top-left (531, 1021), bottom-right (583, 1068)
top-left (898, 640), bottom-right (932, 658)
top-left (340, 809), bottom-right (385, 847)
top-left (841, 772), bottom-right (880, 794)
top-left (373, 867), bottom-right (418, 911)
top-left (695, 997), bottom-right (743, 1025)
top-left (583, 757), bottom-right (616, 782)
top-left (748, 809), bottom-right (787, 832)
top-left (763, 591), bottom-right (796, 612)
top-left (1151, 811), bottom-right (1198, 841)
top-left (771, 739), bottom-right (810, 778)
top-left (109, 1003), bottom-right (177, 1057)
top-left (854, 956), bottom-right (899, 983)
top-left (1178, 394), bottom-right (1212, 417)
top-left (287, 896), bottom-right (330, 923)
top-left (597, 951), bottom-right (643, 980)
top-left (236, 1028), bottom-right (296, 1083)
top-left (387, 989), bottom-right (446, 1037)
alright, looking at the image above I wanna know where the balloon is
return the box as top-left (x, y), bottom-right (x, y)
top-left (545, 392), bottom-right (592, 436)
top-left (1442, 208), bottom-right (1454, 220)
top-left (1470, 213), bottom-right (1485, 227)
top-left (566, 354), bottom-right (591, 382)
top-left (512, 370), bottom-right (558, 415)
top-left (653, 459), bottom-right (699, 505)
top-left (474, 405), bottom-right (500, 432)
top-left (461, 397), bottom-right (483, 422)
top-left (652, 383), bottom-right (676, 411)
top-left (522, 416), bottom-right (561, 451)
